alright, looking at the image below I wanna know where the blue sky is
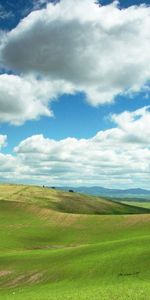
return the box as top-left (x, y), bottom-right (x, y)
top-left (0, 0), bottom-right (150, 188)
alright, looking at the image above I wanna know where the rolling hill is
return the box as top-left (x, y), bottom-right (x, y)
top-left (0, 184), bottom-right (149, 215)
top-left (0, 184), bottom-right (150, 300)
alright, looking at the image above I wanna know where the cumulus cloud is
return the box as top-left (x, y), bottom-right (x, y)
top-left (0, 74), bottom-right (74, 125)
top-left (1, 106), bottom-right (146, 187)
top-left (32, 0), bottom-right (49, 10)
top-left (0, 0), bottom-right (150, 107)
top-left (0, 135), bottom-right (7, 149)
top-left (111, 106), bottom-right (150, 144)
top-left (0, 1), bottom-right (150, 188)
top-left (0, 135), bottom-right (20, 182)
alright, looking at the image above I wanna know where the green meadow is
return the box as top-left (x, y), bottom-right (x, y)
top-left (0, 184), bottom-right (150, 300)
top-left (124, 201), bottom-right (150, 209)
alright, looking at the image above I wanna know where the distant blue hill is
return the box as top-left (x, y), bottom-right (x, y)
top-left (56, 186), bottom-right (150, 200)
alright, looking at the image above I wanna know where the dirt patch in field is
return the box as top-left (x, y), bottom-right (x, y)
top-left (6, 272), bottom-right (44, 288)
top-left (0, 270), bottom-right (12, 277)
top-left (29, 243), bottom-right (80, 251)
top-left (123, 214), bottom-right (150, 227)
top-left (27, 272), bottom-right (43, 284)
top-left (8, 274), bottom-right (25, 287)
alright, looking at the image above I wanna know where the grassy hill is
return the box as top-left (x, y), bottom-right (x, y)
top-left (121, 201), bottom-right (150, 209)
top-left (0, 184), bottom-right (149, 215)
top-left (0, 184), bottom-right (150, 300)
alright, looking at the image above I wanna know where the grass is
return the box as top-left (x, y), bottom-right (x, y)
top-left (0, 184), bottom-right (150, 299)
top-left (123, 201), bottom-right (150, 209)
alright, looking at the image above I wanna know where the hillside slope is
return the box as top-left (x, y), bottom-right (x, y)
top-left (0, 184), bottom-right (150, 300)
top-left (0, 184), bottom-right (149, 215)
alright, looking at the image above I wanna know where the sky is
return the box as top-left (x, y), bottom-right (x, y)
top-left (0, 0), bottom-right (150, 188)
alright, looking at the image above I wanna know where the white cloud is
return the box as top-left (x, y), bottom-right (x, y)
top-left (0, 135), bottom-right (7, 149)
top-left (111, 106), bottom-right (150, 144)
top-left (0, 153), bottom-right (16, 172)
top-left (0, 74), bottom-right (74, 125)
top-left (32, 0), bottom-right (49, 10)
top-left (0, 1), bottom-right (150, 188)
top-left (0, 0), bottom-right (150, 108)
top-left (0, 135), bottom-right (20, 180)
top-left (2, 106), bottom-right (147, 188)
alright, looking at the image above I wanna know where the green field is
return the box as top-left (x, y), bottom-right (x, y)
top-left (0, 184), bottom-right (150, 300)
top-left (123, 201), bottom-right (150, 209)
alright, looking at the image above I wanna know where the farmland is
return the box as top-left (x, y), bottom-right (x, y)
top-left (0, 184), bottom-right (150, 300)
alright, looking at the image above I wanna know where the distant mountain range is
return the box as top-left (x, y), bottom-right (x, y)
top-left (56, 186), bottom-right (150, 201)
